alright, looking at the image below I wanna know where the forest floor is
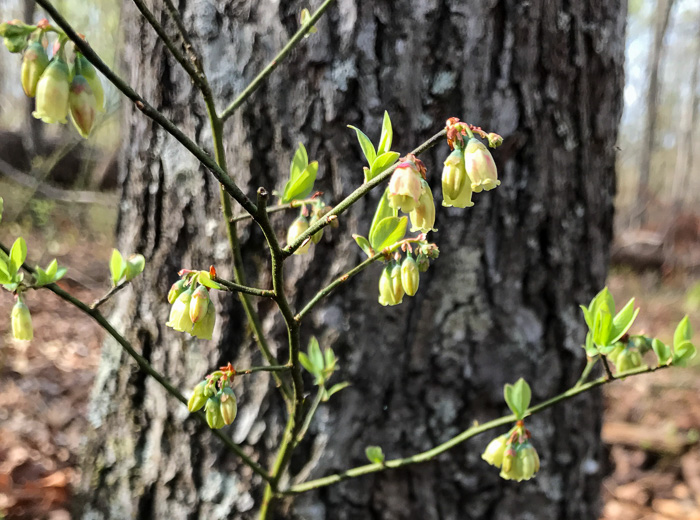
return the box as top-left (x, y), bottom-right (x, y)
top-left (0, 235), bottom-right (699, 519)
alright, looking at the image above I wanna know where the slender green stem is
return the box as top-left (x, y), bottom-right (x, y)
top-left (33, 0), bottom-right (257, 217)
top-left (230, 199), bottom-right (319, 223)
top-left (574, 356), bottom-right (599, 388)
top-left (206, 104), bottom-right (293, 402)
top-left (220, 0), bottom-right (337, 122)
top-left (296, 237), bottom-right (423, 320)
top-left (601, 355), bottom-right (614, 380)
top-left (213, 276), bottom-right (275, 298)
top-left (284, 129), bottom-right (447, 256)
top-left (295, 386), bottom-right (325, 445)
top-left (236, 364), bottom-right (292, 375)
top-left (284, 363), bottom-right (670, 494)
top-left (130, 0), bottom-right (208, 91)
top-left (0, 243), bottom-right (272, 483)
top-left (90, 279), bottom-right (131, 309)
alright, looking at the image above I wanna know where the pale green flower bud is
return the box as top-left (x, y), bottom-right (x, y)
top-left (205, 396), bottom-right (225, 429)
top-left (191, 299), bottom-right (216, 340)
top-left (187, 380), bottom-right (209, 412)
top-left (464, 138), bottom-right (500, 192)
top-left (189, 285), bottom-right (210, 323)
top-left (219, 387), bottom-right (238, 425)
top-left (390, 262), bottom-right (405, 304)
top-left (11, 300), bottom-right (33, 341)
top-left (166, 287), bottom-right (193, 333)
top-left (75, 53), bottom-right (104, 112)
top-left (167, 279), bottom-right (186, 304)
top-left (287, 216), bottom-right (311, 255)
top-left (32, 57), bottom-right (70, 124)
top-left (441, 149), bottom-right (474, 208)
top-left (21, 42), bottom-right (49, 97)
top-left (388, 161), bottom-right (423, 213)
top-left (614, 348), bottom-right (643, 374)
top-left (409, 180), bottom-right (437, 233)
top-left (68, 75), bottom-right (97, 138)
top-left (378, 264), bottom-right (401, 306)
top-left (607, 342), bottom-right (625, 365)
top-left (400, 255), bottom-right (420, 297)
top-left (500, 442), bottom-right (540, 482)
top-left (481, 434), bottom-right (509, 468)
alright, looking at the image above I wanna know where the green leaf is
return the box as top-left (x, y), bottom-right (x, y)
top-left (377, 111), bottom-right (393, 155)
top-left (674, 316), bottom-right (693, 349)
top-left (125, 254), bottom-right (146, 281)
top-left (33, 267), bottom-right (48, 287)
top-left (46, 259), bottom-right (58, 279)
top-left (308, 336), bottom-right (324, 374)
top-left (324, 348), bottom-right (336, 371)
top-left (593, 303), bottom-right (613, 346)
top-left (347, 125), bottom-right (376, 166)
top-left (3, 34), bottom-right (28, 53)
top-left (290, 142), bottom-right (309, 181)
top-left (580, 305), bottom-right (592, 330)
top-left (368, 188), bottom-right (397, 246)
top-left (282, 161), bottom-right (318, 203)
top-left (367, 151), bottom-right (400, 182)
top-left (54, 267), bottom-right (67, 282)
top-left (503, 378), bottom-right (531, 420)
top-left (353, 235), bottom-right (373, 258)
top-left (365, 445), bottom-right (385, 464)
top-left (610, 298), bottom-right (639, 343)
top-left (298, 352), bottom-right (315, 374)
top-left (325, 381), bottom-right (350, 400)
top-left (9, 237), bottom-right (27, 276)
top-left (109, 249), bottom-right (125, 286)
top-left (0, 263), bottom-right (10, 284)
top-left (583, 332), bottom-right (598, 357)
top-left (672, 340), bottom-right (696, 367)
top-left (652, 338), bottom-right (672, 366)
top-left (197, 270), bottom-right (222, 290)
top-left (369, 216), bottom-right (407, 252)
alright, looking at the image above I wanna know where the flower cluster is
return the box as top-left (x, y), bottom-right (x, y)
top-left (0, 19), bottom-right (104, 138)
top-left (377, 243), bottom-right (438, 307)
top-left (482, 421), bottom-right (540, 482)
top-left (188, 364), bottom-right (238, 429)
top-left (166, 272), bottom-right (216, 340)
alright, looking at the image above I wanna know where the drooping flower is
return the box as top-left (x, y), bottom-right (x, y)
top-left (32, 57), bottom-right (70, 124)
top-left (191, 299), bottom-right (216, 340)
top-left (166, 287), bottom-right (194, 333)
top-left (75, 53), bottom-right (104, 112)
top-left (388, 161), bottom-right (423, 213)
top-left (11, 299), bottom-right (33, 341)
top-left (464, 138), bottom-right (500, 192)
top-left (287, 216), bottom-right (312, 255)
top-left (499, 441), bottom-right (540, 482)
top-left (400, 255), bottom-right (420, 297)
top-left (481, 434), bottom-right (509, 468)
top-left (187, 380), bottom-right (209, 412)
top-left (409, 180), bottom-right (437, 233)
top-left (441, 149), bottom-right (473, 208)
top-left (21, 41), bottom-right (49, 97)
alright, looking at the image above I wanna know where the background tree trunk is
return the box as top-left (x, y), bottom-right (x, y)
top-left (77, 1), bottom-right (626, 519)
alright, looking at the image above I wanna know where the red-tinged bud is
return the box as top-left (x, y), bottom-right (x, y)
top-left (219, 387), bottom-right (237, 425)
top-left (75, 53), bottom-right (104, 112)
top-left (69, 75), bottom-right (97, 138)
top-left (168, 279), bottom-right (187, 304)
top-left (388, 161), bottom-right (423, 213)
top-left (441, 149), bottom-right (474, 208)
top-left (409, 180), bottom-right (437, 233)
top-left (21, 42), bottom-right (49, 97)
top-left (32, 58), bottom-right (70, 124)
top-left (400, 255), bottom-right (420, 296)
top-left (487, 132), bottom-right (503, 148)
top-left (11, 299), bottom-right (33, 341)
top-left (464, 138), bottom-right (500, 192)
top-left (189, 285), bottom-right (210, 323)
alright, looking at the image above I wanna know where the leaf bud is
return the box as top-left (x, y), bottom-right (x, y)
top-left (441, 149), bottom-right (474, 208)
top-left (187, 380), bottom-right (209, 412)
top-left (189, 285), bottom-right (210, 323)
top-left (32, 57), bottom-right (70, 124)
top-left (21, 42), bottom-right (49, 97)
top-left (219, 387), bottom-right (238, 425)
top-left (205, 396), bottom-right (225, 429)
top-left (400, 255), bottom-right (420, 297)
top-left (464, 138), bottom-right (500, 192)
top-left (11, 299), bottom-right (33, 341)
top-left (124, 254), bottom-right (145, 281)
top-left (287, 216), bottom-right (312, 254)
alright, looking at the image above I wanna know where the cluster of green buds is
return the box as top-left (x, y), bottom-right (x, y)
top-left (0, 19), bottom-right (104, 138)
top-left (166, 269), bottom-right (218, 340)
top-left (188, 363), bottom-right (238, 429)
top-left (11, 296), bottom-right (33, 341)
top-left (387, 154), bottom-right (437, 233)
top-left (441, 118), bottom-right (501, 208)
top-left (377, 242), bottom-right (438, 307)
top-left (286, 200), bottom-right (336, 255)
top-left (482, 421), bottom-right (540, 482)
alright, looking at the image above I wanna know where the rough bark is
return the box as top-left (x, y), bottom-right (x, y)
top-left (77, 1), bottom-right (626, 519)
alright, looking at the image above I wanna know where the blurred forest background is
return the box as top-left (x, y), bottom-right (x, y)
top-left (0, 0), bottom-right (698, 519)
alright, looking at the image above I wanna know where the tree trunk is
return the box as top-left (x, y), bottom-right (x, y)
top-left (77, 1), bottom-right (625, 519)
top-left (634, 0), bottom-right (675, 228)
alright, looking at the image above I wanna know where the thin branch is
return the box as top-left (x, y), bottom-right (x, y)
top-left (161, 0), bottom-right (206, 76)
top-left (90, 280), bottom-right (130, 309)
top-left (220, 0), bottom-right (337, 122)
top-left (33, 0), bottom-right (258, 217)
top-left (283, 129), bottom-right (447, 256)
top-left (236, 364), bottom-right (292, 375)
top-left (230, 199), bottom-right (317, 223)
top-left (0, 242), bottom-right (272, 483)
top-left (213, 276), bottom-right (275, 298)
top-left (296, 237), bottom-right (422, 320)
top-left (601, 355), bottom-right (614, 380)
top-left (284, 363), bottom-right (671, 495)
